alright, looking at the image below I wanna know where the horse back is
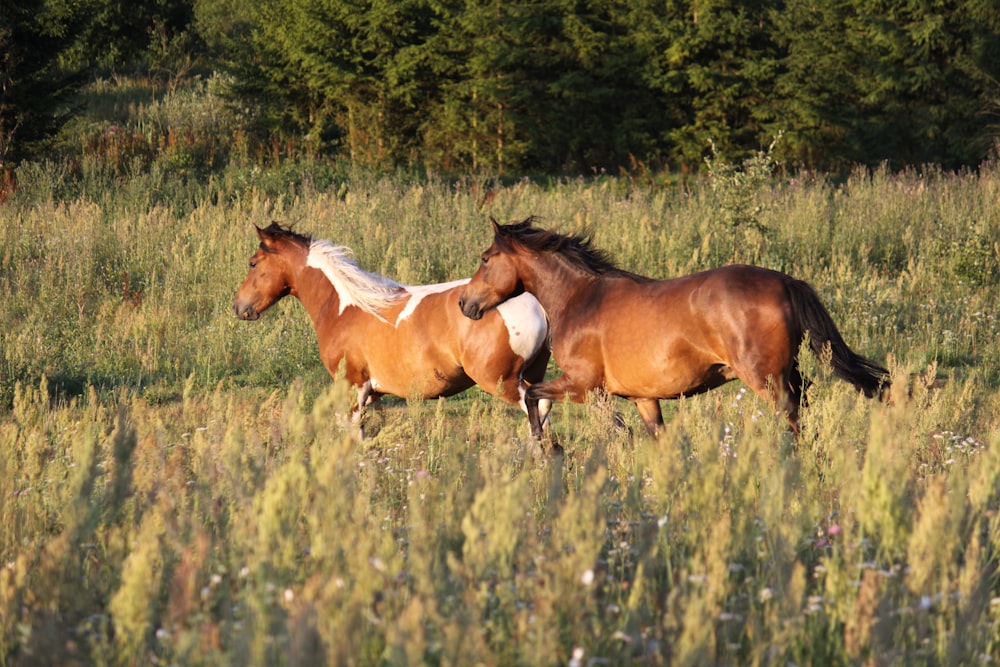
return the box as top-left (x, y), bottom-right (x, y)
top-left (573, 265), bottom-right (797, 396)
top-left (651, 264), bottom-right (795, 341)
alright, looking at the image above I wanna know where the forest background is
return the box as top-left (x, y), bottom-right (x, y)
top-left (3, 0), bottom-right (1000, 665)
top-left (4, 0), bottom-right (1000, 176)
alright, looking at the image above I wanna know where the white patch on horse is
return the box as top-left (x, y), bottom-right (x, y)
top-left (496, 293), bottom-right (548, 361)
top-left (516, 385), bottom-right (553, 425)
top-left (396, 279), bottom-right (469, 324)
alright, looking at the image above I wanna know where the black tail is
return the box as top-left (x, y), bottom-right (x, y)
top-left (785, 279), bottom-right (890, 399)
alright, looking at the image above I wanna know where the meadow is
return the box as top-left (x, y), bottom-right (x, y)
top-left (2, 109), bottom-right (1000, 664)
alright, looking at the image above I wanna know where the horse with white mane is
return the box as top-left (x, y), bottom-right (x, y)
top-left (233, 222), bottom-right (551, 436)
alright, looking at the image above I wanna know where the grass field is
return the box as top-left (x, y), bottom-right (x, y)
top-left (2, 124), bottom-right (1000, 664)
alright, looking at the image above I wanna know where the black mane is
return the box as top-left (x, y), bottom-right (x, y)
top-left (493, 217), bottom-right (650, 281)
top-left (258, 221), bottom-right (311, 249)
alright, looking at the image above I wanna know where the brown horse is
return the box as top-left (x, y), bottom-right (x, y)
top-left (458, 217), bottom-right (890, 440)
top-left (234, 222), bottom-right (551, 437)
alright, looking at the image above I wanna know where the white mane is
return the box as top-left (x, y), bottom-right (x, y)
top-left (306, 240), bottom-right (406, 318)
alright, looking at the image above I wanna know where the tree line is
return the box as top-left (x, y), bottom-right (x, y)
top-left (3, 0), bottom-right (1000, 174)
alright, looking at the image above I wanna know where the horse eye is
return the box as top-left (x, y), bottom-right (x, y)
top-left (480, 256), bottom-right (489, 265)
top-left (249, 260), bottom-right (257, 269)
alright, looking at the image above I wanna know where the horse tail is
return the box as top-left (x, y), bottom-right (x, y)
top-left (784, 278), bottom-right (890, 399)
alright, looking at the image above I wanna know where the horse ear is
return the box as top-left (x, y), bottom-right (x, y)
top-left (489, 216), bottom-right (502, 236)
top-left (254, 223), bottom-right (283, 251)
top-left (255, 221), bottom-right (283, 240)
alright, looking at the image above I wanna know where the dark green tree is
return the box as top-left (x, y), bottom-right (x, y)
top-left (224, 0), bottom-right (445, 167)
top-left (65, 0), bottom-right (197, 73)
top-left (773, 0), bottom-right (1000, 170)
top-left (215, 0), bottom-right (1000, 173)
top-left (223, 0), bottom-right (668, 173)
top-left (1, 0), bottom-right (201, 166)
top-left (1, 0), bottom-right (87, 165)
top-left (629, 0), bottom-right (782, 171)
top-left (440, 0), bottom-right (666, 173)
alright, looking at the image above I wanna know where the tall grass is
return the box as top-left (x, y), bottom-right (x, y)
top-left (1, 370), bottom-right (997, 664)
top-left (1, 79), bottom-right (999, 664)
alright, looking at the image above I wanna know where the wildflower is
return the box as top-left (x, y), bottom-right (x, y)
top-left (806, 595), bottom-right (825, 613)
top-left (580, 569), bottom-right (595, 586)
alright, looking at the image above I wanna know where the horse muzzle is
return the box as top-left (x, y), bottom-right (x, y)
top-left (233, 301), bottom-right (260, 321)
top-left (458, 296), bottom-right (484, 320)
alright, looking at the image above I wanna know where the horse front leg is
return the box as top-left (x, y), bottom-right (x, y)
top-left (631, 398), bottom-right (664, 437)
top-left (354, 380), bottom-right (376, 439)
top-left (525, 375), bottom-right (596, 455)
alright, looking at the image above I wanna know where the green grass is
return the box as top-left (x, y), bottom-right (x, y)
top-left (1, 77), bottom-right (999, 665)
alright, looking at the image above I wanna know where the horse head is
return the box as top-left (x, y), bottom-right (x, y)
top-left (459, 218), bottom-right (525, 320)
top-left (232, 223), bottom-right (303, 320)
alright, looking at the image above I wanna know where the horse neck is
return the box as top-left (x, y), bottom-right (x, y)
top-left (517, 253), bottom-right (597, 326)
top-left (292, 263), bottom-right (343, 327)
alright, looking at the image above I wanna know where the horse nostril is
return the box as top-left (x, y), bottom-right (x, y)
top-left (234, 302), bottom-right (256, 320)
top-left (458, 297), bottom-right (465, 311)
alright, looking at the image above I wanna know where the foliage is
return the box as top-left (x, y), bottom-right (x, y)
top-left (0, 0), bottom-right (86, 166)
top-left (772, 0), bottom-right (1000, 172)
top-left (10, 0), bottom-right (997, 173)
top-left (3, 80), bottom-right (1000, 662)
top-left (631, 0), bottom-right (782, 168)
top-left (704, 134), bottom-right (780, 264)
top-left (0, 0), bottom-right (202, 168)
top-left (0, 356), bottom-right (998, 664)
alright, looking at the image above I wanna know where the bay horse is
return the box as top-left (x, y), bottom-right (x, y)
top-left (233, 222), bottom-right (551, 437)
top-left (458, 217), bottom-right (890, 441)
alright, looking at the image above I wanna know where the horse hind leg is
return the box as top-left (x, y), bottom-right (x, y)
top-left (471, 368), bottom-right (549, 441)
top-left (506, 348), bottom-right (553, 440)
top-left (735, 363), bottom-right (803, 438)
